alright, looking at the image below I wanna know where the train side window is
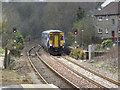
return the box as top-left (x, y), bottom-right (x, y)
top-left (61, 35), bottom-right (63, 40)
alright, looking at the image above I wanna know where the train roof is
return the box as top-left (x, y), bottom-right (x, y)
top-left (42, 30), bottom-right (63, 34)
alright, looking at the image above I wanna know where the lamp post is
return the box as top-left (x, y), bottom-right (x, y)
top-left (82, 30), bottom-right (84, 50)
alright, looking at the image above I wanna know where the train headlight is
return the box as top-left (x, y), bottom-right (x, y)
top-left (60, 44), bottom-right (63, 46)
top-left (50, 44), bottom-right (53, 46)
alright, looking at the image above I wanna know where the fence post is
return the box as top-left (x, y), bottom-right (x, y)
top-left (88, 45), bottom-right (92, 60)
top-left (4, 48), bottom-right (7, 69)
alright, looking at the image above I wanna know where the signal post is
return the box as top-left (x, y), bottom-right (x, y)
top-left (13, 28), bottom-right (17, 50)
top-left (4, 28), bottom-right (17, 69)
top-left (74, 29), bottom-right (78, 49)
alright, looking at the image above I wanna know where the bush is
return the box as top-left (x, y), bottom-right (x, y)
top-left (95, 44), bottom-right (101, 51)
top-left (79, 50), bottom-right (84, 60)
top-left (4, 30), bottom-right (24, 57)
top-left (16, 31), bottom-right (24, 50)
top-left (69, 48), bottom-right (84, 60)
top-left (101, 40), bottom-right (113, 49)
top-left (6, 39), bottom-right (23, 57)
top-left (0, 47), bottom-right (5, 55)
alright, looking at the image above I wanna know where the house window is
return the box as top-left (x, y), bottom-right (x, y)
top-left (112, 19), bottom-right (115, 25)
top-left (98, 16), bottom-right (102, 21)
top-left (105, 28), bottom-right (108, 34)
top-left (118, 16), bottom-right (120, 20)
top-left (118, 28), bottom-right (120, 33)
top-left (106, 15), bottom-right (109, 20)
top-left (98, 28), bottom-right (102, 34)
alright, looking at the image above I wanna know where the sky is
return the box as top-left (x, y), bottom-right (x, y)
top-left (1, 0), bottom-right (107, 2)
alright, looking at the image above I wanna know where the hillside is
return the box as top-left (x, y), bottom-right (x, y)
top-left (0, 1), bottom-right (2, 22)
top-left (2, 2), bottom-right (98, 40)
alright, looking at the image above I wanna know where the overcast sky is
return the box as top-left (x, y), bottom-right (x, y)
top-left (1, 0), bottom-right (107, 2)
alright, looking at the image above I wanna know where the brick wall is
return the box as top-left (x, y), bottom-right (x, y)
top-left (95, 15), bottom-right (119, 40)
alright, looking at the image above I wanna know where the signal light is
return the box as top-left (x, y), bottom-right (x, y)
top-left (13, 28), bottom-right (17, 33)
top-left (74, 29), bottom-right (78, 35)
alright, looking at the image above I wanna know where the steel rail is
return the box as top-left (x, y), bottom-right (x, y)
top-left (62, 56), bottom-right (120, 86)
top-left (51, 56), bottom-right (109, 89)
top-left (36, 52), bottom-right (80, 89)
top-left (27, 52), bottom-right (48, 84)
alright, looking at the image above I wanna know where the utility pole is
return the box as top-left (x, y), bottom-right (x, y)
top-left (81, 30), bottom-right (84, 50)
top-left (117, 25), bottom-right (119, 49)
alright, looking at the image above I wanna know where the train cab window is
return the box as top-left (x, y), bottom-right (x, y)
top-left (50, 35), bottom-right (53, 40)
top-left (60, 35), bottom-right (63, 40)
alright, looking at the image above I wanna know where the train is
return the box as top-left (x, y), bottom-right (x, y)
top-left (41, 30), bottom-right (65, 55)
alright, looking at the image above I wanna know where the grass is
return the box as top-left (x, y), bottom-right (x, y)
top-left (0, 47), bottom-right (5, 56)
top-left (2, 69), bottom-right (32, 85)
top-left (89, 61), bottom-right (104, 67)
top-left (89, 60), bottom-right (119, 75)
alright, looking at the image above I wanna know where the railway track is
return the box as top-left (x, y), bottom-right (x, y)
top-left (62, 56), bottom-right (120, 86)
top-left (27, 52), bottom-right (48, 84)
top-left (28, 44), bottom-right (119, 89)
top-left (51, 56), bottom-right (119, 88)
top-left (27, 46), bottom-right (78, 88)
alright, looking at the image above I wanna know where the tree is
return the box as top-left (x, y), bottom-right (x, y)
top-left (2, 2), bottom-right (98, 41)
top-left (2, 29), bottom-right (24, 56)
top-left (16, 31), bottom-right (24, 49)
top-left (72, 18), bottom-right (96, 48)
top-left (76, 6), bottom-right (85, 21)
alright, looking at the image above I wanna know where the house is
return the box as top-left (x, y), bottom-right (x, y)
top-left (95, 2), bottom-right (120, 42)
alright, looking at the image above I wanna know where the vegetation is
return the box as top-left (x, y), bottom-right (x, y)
top-left (69, 48), bottom-right (84, 60)
top-left (76, 6), bottom-right (85, 21)
top-left (72, 16), bottom-right (96, 49)
top-left (2, 2), bottom-right (97, 41)
top-left (101, 39), bottom-right (113, 49)
top-left (95, 44), bottom-right (101, 51)
top-left (2, 2), bottom-right (98, 55)
top-left (0, 47), bottom-right (5, 55)
top-left (2, 29), bottom-right (24, 57)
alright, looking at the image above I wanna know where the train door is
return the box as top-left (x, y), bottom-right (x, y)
top-left (54, 34), bottom-right (59, 47)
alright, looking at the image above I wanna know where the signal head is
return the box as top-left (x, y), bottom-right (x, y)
top-left (74, 29), bottom-right (78, 35)
top-left (13, 28), bottom-right (17, 33)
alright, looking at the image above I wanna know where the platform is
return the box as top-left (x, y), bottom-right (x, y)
top-left (1, 84), bottom-right (59, 90)
top-left (0, 56), bottom-right (4, 69)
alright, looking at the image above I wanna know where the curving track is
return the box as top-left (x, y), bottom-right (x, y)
top-left (27, 45), bottom-right (78, 88)
top-left (28, 44), bottom-right (119, 89)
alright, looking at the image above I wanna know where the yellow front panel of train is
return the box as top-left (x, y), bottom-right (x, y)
top-left (54, 35), bottom-right (59, 47)
top-left (60, 33), bottom-right (64, 48)
top-left (49, 33), bottom-right (53, 48)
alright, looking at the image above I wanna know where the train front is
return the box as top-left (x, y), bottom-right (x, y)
top-left (48, 31), bottom-right (65, 55)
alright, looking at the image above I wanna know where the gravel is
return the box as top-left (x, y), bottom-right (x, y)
top-left (39, 50), bottom-right (98, 88)
top-left (65, 55), bottom-right (118, 82)
top-left (55, 56), bottom-right (118, 88)
top-left (30, 55), bottom-right (71, 88)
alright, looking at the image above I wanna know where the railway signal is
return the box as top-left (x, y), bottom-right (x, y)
top-left (74, 29), bottom-right (78, 49)
top-left (74, 29), bottom-right (78, 35)
top-left (13, 28), bottom-right (17, 33)
top-left (13, 28), bottom-right (17, 50)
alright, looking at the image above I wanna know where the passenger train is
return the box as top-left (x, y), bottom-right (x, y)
top-left (41, 30), bottom-right (65, 55)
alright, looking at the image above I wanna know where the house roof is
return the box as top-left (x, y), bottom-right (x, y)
top-left (95, 2), bottom-right (120, 16)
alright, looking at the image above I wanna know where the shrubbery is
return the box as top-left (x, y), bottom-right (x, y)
top-left (5, 30), bottom-right (24, 57)
top-left (101, 40), bottom-right (113, 49)
top-left (69, 48), bottom-right (84, 60)
top-left (0, 47), bottom-right (5, 55)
